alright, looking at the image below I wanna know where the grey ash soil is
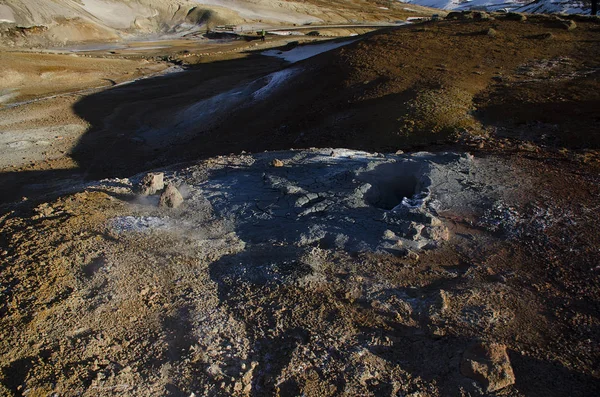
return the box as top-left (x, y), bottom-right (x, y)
top-left (1, 148), bottom-right (599, 396)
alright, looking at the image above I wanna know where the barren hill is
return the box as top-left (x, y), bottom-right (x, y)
top-left (0, 0), bottom-right (438, 46)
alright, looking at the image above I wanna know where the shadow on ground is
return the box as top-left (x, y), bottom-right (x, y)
top-left (0, 53), bottom-right (287, 204)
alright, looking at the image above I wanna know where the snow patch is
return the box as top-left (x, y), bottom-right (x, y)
top-left (397, 0), bottom-right (591, 13)
top-left (252, 68), bottom-right (297, 99)
top-left (170, 67), bottom-right (300, 139)
top-left (268, 31), bottom-right (305, 36)
top-left (261, 40), bottom-right (357, 64)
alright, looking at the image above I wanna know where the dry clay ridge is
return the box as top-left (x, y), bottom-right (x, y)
top-left (0, 0), bottom-right (437, 46)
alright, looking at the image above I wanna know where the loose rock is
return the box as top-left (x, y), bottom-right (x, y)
top-left (138, 172), bottom-right (164, 196)
top-left (159, 183), bottom-right (184, 208)
top-left (562, 20), bottom-right (577, 31)
top-left (271, 159), bottom-right (284, 167)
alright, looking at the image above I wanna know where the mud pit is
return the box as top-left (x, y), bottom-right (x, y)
top-left (108, 149), bottom-right (508, 257)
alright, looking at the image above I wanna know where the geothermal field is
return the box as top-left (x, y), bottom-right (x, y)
top-left (1, 0), bottom-right (599, 396)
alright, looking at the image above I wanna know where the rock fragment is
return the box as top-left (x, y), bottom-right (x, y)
top-left (460, 342), bottom-right (515, 392)
top-left (159, 183), bottom-right (184, 208)
top-left (138, 172), bottom-right (164, 196)
top-left (561, 20), bottom-right (577, 31)
top-left (271, 159), bottom-right (284, 167)
top-left (407, 250), bottom-right (420, 261)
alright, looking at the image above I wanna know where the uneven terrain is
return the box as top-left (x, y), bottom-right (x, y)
top-left (1, 11), bottom-right (600, 397)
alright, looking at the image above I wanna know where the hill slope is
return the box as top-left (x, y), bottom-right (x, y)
top-left (0, 0), bottom-right (439, 47)
top-left (63, 15), bottom-right (600, 180)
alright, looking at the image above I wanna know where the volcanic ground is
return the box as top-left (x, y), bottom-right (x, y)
top-left (1, 11), bottom-right (600, 397)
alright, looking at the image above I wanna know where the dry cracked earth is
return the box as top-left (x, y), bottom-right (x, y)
top-left (1, 11), bottom-right (600, 397)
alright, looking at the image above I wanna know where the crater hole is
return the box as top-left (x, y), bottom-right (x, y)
top-left (359, 162), bottom-right (425, 210)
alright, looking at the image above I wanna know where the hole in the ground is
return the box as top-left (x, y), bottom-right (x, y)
top-left (359, 162), bottom-right (425, 210)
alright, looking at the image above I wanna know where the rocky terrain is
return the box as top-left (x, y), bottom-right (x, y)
top-left (1, 7), bottom-right (600, 397)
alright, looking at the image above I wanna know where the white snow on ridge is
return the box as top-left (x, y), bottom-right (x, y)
top-left (517, 0), bottom-right (587, 14)
top-left (397, 0), bottom-right (522, 12)
top-left (397, 0), bottom-right (591, 13)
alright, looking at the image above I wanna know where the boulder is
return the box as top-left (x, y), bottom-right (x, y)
top-left (271, 159), bottom-right (284, 167)
top-left (461, 342), bottom-right (515, 392)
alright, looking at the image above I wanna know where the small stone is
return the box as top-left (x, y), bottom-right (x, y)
top-left (460, 342), bottom-right (515, 392)
top-left (395, 150), bottom-right (404, 155)
top-left (242, 362), bottom-right (257, 389)
top-left (159, 184), bottom-right (184, 208)
top-left (540, 32), bottom-right (554, 40)
top-left (138, 172), bottom-right (164, 195)
top-left (383, 229), bottom-right (397, 240)
top-left (561, 20), bottom-right (577, 31)
top-left (271, 159), bottom-right (284, 167)
top-left (407, 250), bottom-right (420, 261)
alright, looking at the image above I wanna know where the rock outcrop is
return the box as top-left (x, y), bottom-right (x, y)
top-left (461, 342), bottom-right (515, 392)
